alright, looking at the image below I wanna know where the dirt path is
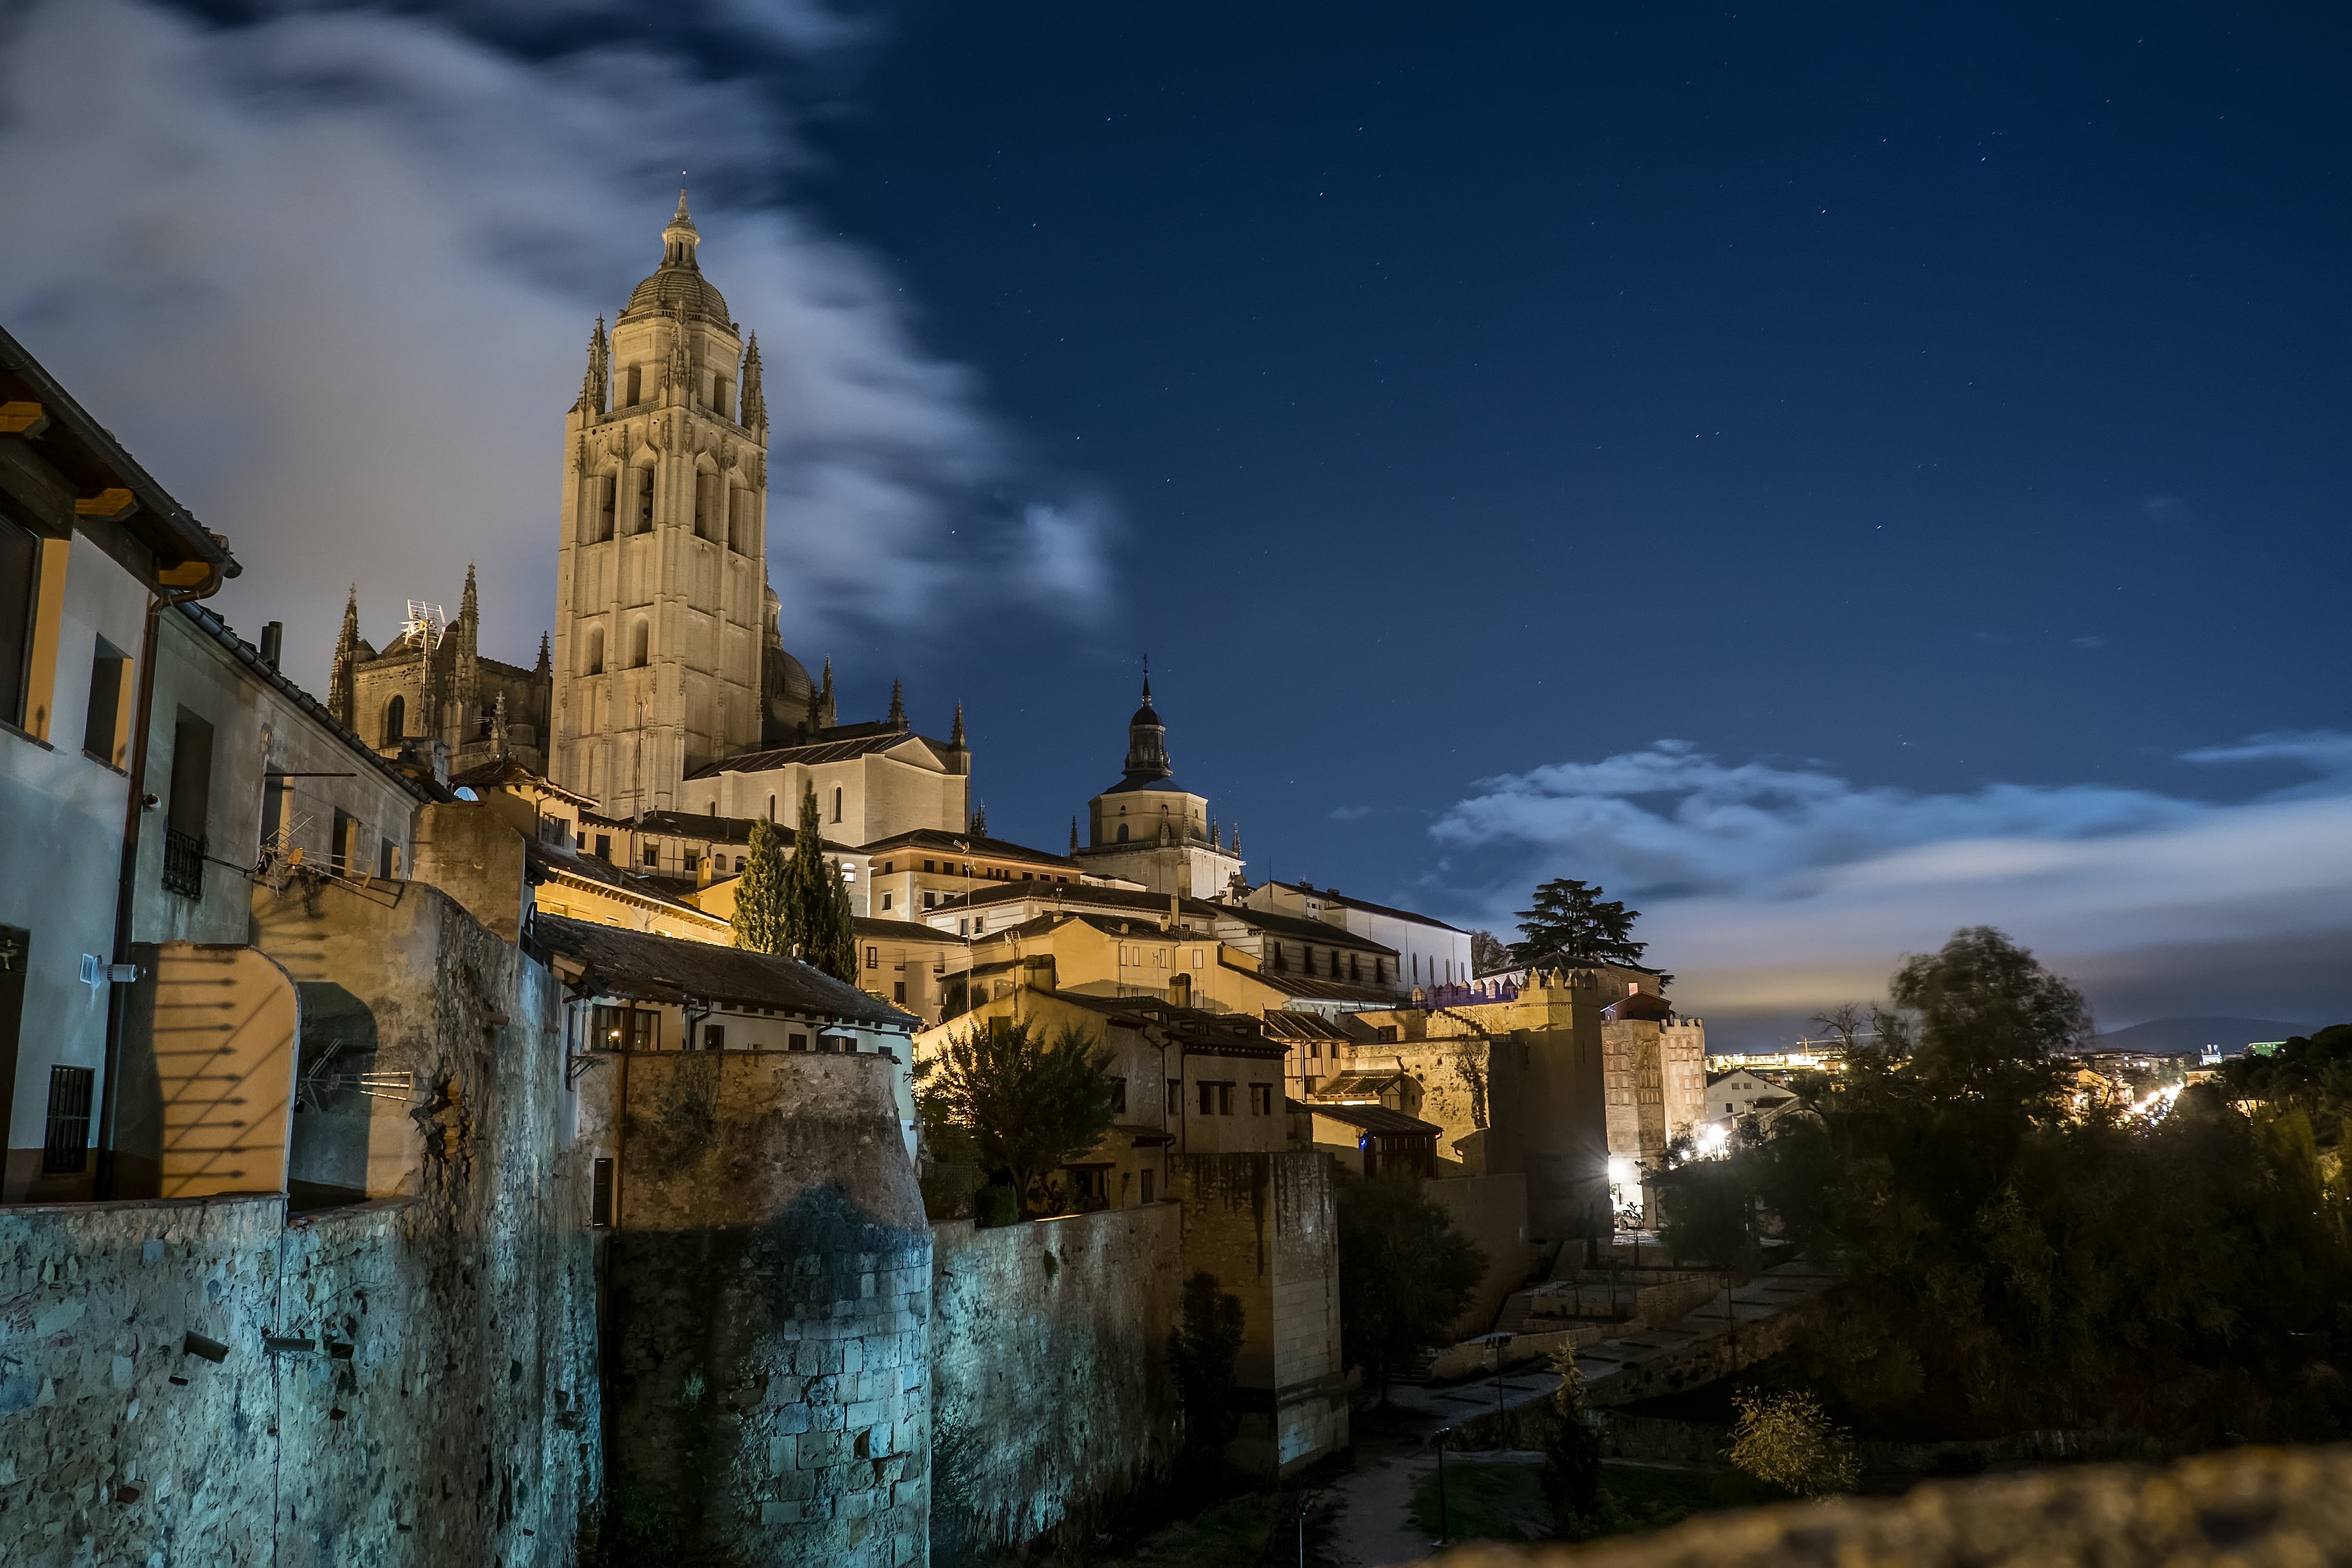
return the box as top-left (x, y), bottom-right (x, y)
top-left (1322, 1433), bottom-right (1439, 1568)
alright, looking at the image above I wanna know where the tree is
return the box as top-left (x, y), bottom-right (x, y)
top-left (782, 782), bottom-right (857, 983)
top-left (1167, 1272), bottom-right (1245, 1466)
top-left (1890, 925), bottom-right (2088, 1106)
top-left (2222, 1025), bottom-right (2352, 1136)
top-left (1506, 879), bottom-right (1660, 979)
top-left (1470, 929), bottom-right (1509, 976)
top-left (923, 1019), bottom-right (1115, 1217)
top-left (1334, 1171), bottom-right (1487, 1402)
top-left (730, 818), bottom-right (790, 955)
top-left (1540, 1341), bottom-right (1602, 1521)
top-left (1727, 1389), bottom-right (1858, 1496)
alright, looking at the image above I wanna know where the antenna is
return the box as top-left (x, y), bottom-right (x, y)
top-left (404, 600), bottom-right (447, 643)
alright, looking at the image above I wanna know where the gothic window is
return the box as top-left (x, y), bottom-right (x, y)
top-left (381, 694), bottom-right (405, 747)
top-left (593, 476), bottom-right (615, 542)
top-left (629, 622), bottom-right (649, 668)
top-left (1116, 823), bottom-right (1129, 843)
top-left (693, 473), bottom-right (714, 540)
top-left (634, 467), bottom-right (655, 533)
top-left (584, 628), bottom-right (605, 675)
top-left (727, 488), bottom-right (750, 554)
top-left (832, 786), bottom-right (843, 823)
top-left (623, 365), bottom-right (642, 406)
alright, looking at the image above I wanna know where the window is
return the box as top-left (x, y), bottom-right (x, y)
top-left (788, 1032), bottom-right (808, 1052)
top-left (642, 844), bottom-right (658, 867)
top-left (583, 628), bottom-right (605, 675)
top-left (629, 622), bottom-right (649, 668)
top-left (881, 893), bottom-right (893, 912)
top-left (882, 861), bottom-right (894, 874)
top-left (1139, 1170), bottom-right (1154, 1205)
top-left (41, 1065), bottom-right (94, 1174)
top-left (0, 509), bottom-right (40, 729)
top-left (1168, 1078), bottom-right (1181, 1112)
top-left (865, 945), bottom-right (879, 970)
top-left (1349, 954), bottom-right (1360, 981)
top-left (591, 1005), bottom-right (658, 1051)
top-left (1309, 1041), bottom-right (1321, 1060)
top-left (923, 892), bottom-right (936, 909)
top-left (1153, 948), bottom-right (1167, 968)
top-left (594, 833), bottom-right (612, 861)
top-left (376, 837), bottom-right (396, 879)
top-left (1116, 823), bottom-right (1129, 843)
top-left (593, 475), bottom-right (616, 541)
top-left (1110, 1078), bottom-right (1127, 1115)
top-left (1250, 1084), bottom-right (1273, 1115)
top-left (768, 795), bottom-right (777, 821)
top-left (164, 710), bottom-right (214, 898)
top-left (634, 467), bottom-right (655, 532)
top-left (832, 786), bottom-right (843, 823)
top-left (380, 693), bottom-right (405, 747)
top-left (714, 375), bottom-right (733, 420)
top-left (892, 981), bottom-right (906, 1004)
top-left (623, 365), bottom-right (642, 406)
top-left (331, 808), bottom-right (358, 876)
top-left (1198, 1081), bottom-right (1213, 1115)
top-left (702, 1023), bottom-right (725, 1051)
top-left (1193, 948), bottom-right (1205, 968)
top-left (260, 778), bottom-right (286, 854)
top-left (590, 1158), bottom-right (615, 1227)
top-left (82, 637), bottom-right (129, 768)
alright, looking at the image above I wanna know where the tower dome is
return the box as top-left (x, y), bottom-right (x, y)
top-left (620, 191), bottom-right (732, 325)
top-left (1121, 675), bottom-right (1173, 785)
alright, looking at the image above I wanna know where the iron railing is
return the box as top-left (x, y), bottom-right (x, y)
top-left (162, 828), bottom-right (205, 899)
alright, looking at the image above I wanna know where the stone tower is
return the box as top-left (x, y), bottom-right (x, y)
top-left (551, 193), bottom-right (769, 816)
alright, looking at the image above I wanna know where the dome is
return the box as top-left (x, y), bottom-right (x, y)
top-left (623, 267), bottom-right (731, 326)
top-left (620, 191), bottom-right (733, 327)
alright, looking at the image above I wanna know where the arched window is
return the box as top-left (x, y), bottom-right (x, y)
top-left (832, 786), bottom-right (843, 823)
top-left (584, 628), bottom-right (605, 675)
top-left (767, 794), bottom-right (776, 821)
top-left (629, 622), bottom-right (649, 668)
top-left (727, 488), bottom-right (747, 553)
top-left (381, 694), bottom-right (405, 747)
top-left (634, 467), bottom-right (655, 533)
top-left (713, 375), bottom-right (733, 421)
top-left (1116, 823), bottom-right (1129, 843)
top-left (693, 472), bottom-right (714, 540)
top-left (623, 365), bottom-right (642, 406)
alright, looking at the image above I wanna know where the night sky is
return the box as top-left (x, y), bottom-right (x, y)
top-left (4, 2), bottom-right (2348, 1041)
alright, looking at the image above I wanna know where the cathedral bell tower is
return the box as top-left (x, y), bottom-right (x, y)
top-left (551, 193), bottom-right (770, 815)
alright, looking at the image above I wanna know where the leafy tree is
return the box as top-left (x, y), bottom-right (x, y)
top-left (1167, 1272), bottom-right (1245, 1465)
top-left (1891, 925), bottom-right (2086, 1107)
top-left (923, 1019), bottom-right (1115, 1218)
top-left (1539, 1341), bottom-right (1602, 1521)
top-left (1727, 1389), bottom-right (1858, 1496)
top-left (729, 818), bottom-right (790, 955)
top-left (2222, 1025), bottom-right (2352, 1138)
top-left (1334, 1171), bottom-right (1487, 1402)
top-left (1470, 929), bottom-right (1509, 976)
top-left (1701, 927), bottom-right (2352, 1448)
top-left (1506, 879), bottom-right (1661, 980)
top-left (781, 782), bottom-right (857, 983)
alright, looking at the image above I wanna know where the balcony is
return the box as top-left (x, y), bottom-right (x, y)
top-left (162, 828), bottom-right (205, 899)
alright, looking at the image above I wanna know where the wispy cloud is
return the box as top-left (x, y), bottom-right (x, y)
top-left (0, 0), bottom-right (1114, 679)
top-left (1428, 735), bottom-right (2352, 1034)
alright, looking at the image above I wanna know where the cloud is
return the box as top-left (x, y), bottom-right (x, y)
top-left (1428, 735), bottom-right (2352, 1035)
top-left (0, 0), bottom-right (1111, 681)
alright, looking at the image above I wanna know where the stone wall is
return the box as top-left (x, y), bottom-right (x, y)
top-left (927, 1204), bottom-right (1183, 1560)
top-left (1424, 1173), bottom-right (1530, 1336)
top-left (0, 873), bottom-right (600, 1568)
top-left (606, 1050), bottom-right (930, 1568)
top-left (1434, 1444), bottom-right (2352, 1568)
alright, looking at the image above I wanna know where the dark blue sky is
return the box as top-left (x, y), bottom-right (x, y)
top-left (779, 3), bottom-right (2350, 893)
top-left (9, 0), bottom-right (2347, 1031)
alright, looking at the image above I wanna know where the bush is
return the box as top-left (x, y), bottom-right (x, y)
top-left (1727, 1389), bottom-right (1859, 1496)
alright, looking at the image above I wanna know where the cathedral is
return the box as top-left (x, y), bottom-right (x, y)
top-left (326, 567), bottom-right (552, 778)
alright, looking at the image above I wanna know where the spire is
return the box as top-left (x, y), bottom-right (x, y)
top-left (1121, 672), bottom-right (1172, 785)
top-left (950, 700), bottom-right (966, 747)
top-left (661, 189), bottom-right (701, 271)
top-left (664, 300), bottom-right (690, 398)
top-left (536, 630), bottom-right (551, 676)
top-left (491, 692), bottom-right (510, 759)
top-left (887, 678), bottom-right (906, 731)
top-left (328, 585), bottom-right (359, 726)
top-left (740, 333), bottom-right (766, 432)
top-left (574, 317), bottom-right (609, 415)
top-left (969, 800), bottom-right (987, 836)
top-left (1211, 817), bottom-right (1221, 851)
top-left (459, 564), bottom-right (478, 626)
top-left (1070, 816), bottom-right (1080, 855)
top-left (818, 657), bottom-right (836, 728)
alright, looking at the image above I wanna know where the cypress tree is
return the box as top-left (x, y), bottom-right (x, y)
top-left (784, 783), bottom-right (858, 983)
top-left (731, 818), bottom-right (790, 955)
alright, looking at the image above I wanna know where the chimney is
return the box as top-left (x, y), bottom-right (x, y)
top-left (259, 621), bottom-right (283, 671)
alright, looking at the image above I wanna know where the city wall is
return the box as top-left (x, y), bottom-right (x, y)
top-left (0, 877), bottom-right (598, 1568)
top-left (927, 1203), bottom-right (1184, 1561)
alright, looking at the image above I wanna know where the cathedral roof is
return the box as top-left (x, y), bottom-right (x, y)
top-left (686, 731), bottom-right (949, 777)
top-left (620, 191), bottom-right (733, 327)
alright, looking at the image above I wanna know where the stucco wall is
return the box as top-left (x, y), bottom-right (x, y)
top-left (928, 1203), bottom-right (1183, 1560)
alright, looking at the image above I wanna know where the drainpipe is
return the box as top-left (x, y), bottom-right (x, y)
top-left (96, 577), bottom-right (220, 1198)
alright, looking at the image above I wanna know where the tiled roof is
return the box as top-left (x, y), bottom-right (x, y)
top-left (524, 839), bottom-right (717, 919)
top-left (448, 755), bottom-right (596, 808)
top-left (854, 916), bottom-right (968, 943)
top-left (859, 827), bottom-right (1078, 869)
top-left (1268, 882), bottom-right (1467, 934)
top-left (1299, 1100), bottom-right (1443, 1137)
top-left (931, 882), bottom-right (1399, 956)
top-left (684, 732), bottom-right (946, 776)
top-left (535, 913), bottom-right (912, 1028)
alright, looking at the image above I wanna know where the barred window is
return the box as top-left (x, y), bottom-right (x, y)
top-left (41, 1066), bottom-right (94, 1174)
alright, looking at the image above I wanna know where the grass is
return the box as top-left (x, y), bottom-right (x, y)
top-left (1409, 1457), bottom-right (1789, 1545)
top-left (1105, 1491), bottom-right (1340, 1568)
